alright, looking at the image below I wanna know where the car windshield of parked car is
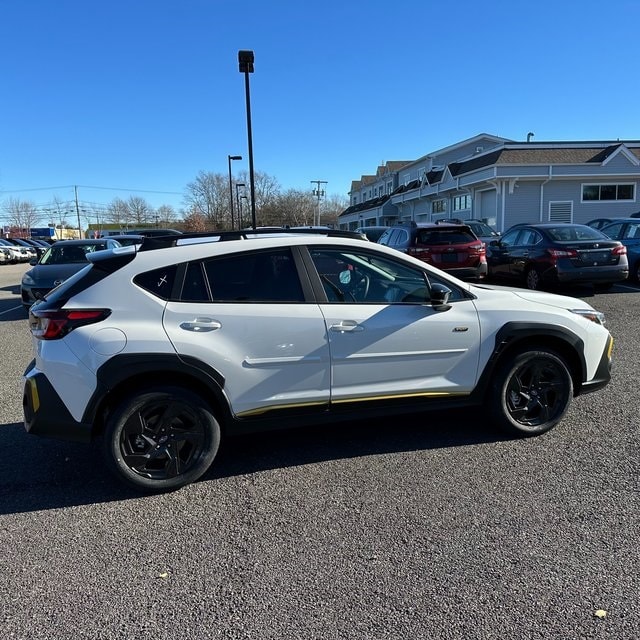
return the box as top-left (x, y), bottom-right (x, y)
top-left (545, 226), bottom-right (606, 242)
top-left (40, 242), bottom-right (110, 265)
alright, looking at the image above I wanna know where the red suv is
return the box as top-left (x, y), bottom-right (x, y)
top-left (377, 221), bottom-right (487, 280)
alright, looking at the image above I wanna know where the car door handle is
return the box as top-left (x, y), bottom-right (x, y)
top-left (330, 320), bottom-right (364, 333)
top-left (179, 318), bottom-right (222, 332)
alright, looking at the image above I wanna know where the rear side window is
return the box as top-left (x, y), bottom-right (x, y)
top-left (134, 265), bottom-right (178, 300)
top-left (203, 248), bottom-right (304, 302)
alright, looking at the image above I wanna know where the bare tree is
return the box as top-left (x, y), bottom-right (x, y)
top-left (235, 170), bottom-right (281, 225)
top-left (128, 196), bottom-right (153, 225)
top-left (156, 204), bottom-right (177, 226)
top-left (106, 198), bottom-right (131, 228)
top-left (260, 189), bottom-right (316, 227)
top-left (183, 171), bottom-right (229, 229)
top-left (3, 197), bottom-right (40, 236)
top-left (321, 193), bottom-right (350, 228)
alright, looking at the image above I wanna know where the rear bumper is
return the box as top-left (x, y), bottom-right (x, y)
top-left (443, 262), bottom-right (488, 280)
top-left (23, 362), bottom-right (93, 443)
top-left (556, 265), bottom-right (628, 284)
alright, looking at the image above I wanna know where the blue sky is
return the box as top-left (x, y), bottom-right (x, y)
top-left (1, 0), bottom-right (639, 217)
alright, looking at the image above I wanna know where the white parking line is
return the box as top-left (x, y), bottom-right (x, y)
top-left (0, 304), bottom-right (23, 316)
top-left (615, 283), bottom-right (640, 292)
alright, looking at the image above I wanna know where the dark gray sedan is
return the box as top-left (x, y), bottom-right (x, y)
top-left (21, 238), bottom-right (121, 308)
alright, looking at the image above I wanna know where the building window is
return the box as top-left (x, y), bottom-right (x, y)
top-left (432, 199), bottom-right (446, 213)
top-left (582, 183), bottom-right (635, 202)
top-left (387, 181), bottom-right (393, 194)
top-left (452, 195), bottom-right (472, 211)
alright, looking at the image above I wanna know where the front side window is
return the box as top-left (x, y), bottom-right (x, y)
top-left (500, 229), bottom-right (521, 247)
top-left (309, 247), bottom-right (464, 305)
top-left (601, 223), bottom-right (623, 239)
top-left (518, 230), bottom-right (541, 246)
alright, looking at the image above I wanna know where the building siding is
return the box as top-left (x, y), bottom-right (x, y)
top-left (340, 136), bottom-right (640, 232)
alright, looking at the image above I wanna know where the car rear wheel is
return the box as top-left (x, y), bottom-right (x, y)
top-left (488, 349), bottom-right (573, 436)
top-left (524, 266), bottom-right (542, 290)
top-left (634, 261), bottom-right (640, 283)
top-left (104, 386), bottom-right (220, 492)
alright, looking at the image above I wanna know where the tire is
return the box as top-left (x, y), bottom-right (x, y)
top-left (633, 261), bottom-right (640, 284)
top-left (488, 349), bottom-right (573, 437)
top-left (104, 386), bottom-right (221, 492)
top-left (524, 267), bottom-right (542, 290)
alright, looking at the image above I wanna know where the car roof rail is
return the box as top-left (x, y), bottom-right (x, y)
top-left (139, 227), bottom-right (367, 251)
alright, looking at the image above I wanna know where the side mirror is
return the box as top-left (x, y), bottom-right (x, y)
top-left (430, 283), bottom-right (451, 311)
top-left (29, 258), bottom-right (38, 266)
top-left (489, 240), bottom-right (501, 247)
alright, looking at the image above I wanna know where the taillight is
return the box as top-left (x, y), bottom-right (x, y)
top-left (547, 248), bottom-right (578, 258)
top-left (613, 245), bottom-right (627, 256)
top-left (29, 308), bottom-right (111, 340)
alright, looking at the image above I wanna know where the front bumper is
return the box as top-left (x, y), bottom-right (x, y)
top-left (579, 334), bottom-right (613, 395)
top-left (23, 362), bottom-right (93, 442)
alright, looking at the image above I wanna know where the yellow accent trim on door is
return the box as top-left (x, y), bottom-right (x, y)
top-left (235, 390), bottom-right (470, 417)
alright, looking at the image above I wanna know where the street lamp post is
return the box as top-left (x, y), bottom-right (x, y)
top-left (238, 194), bottom-right (247, 228)
top-left (238, 50), bottom-right (257, 230)
top-left (228, 154), bottom-right (242, 230)
top-left (235, 183), bottom-right (246, 230)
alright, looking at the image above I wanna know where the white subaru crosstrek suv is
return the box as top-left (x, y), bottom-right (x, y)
top-left (23, 229), bottom-right (614, 492)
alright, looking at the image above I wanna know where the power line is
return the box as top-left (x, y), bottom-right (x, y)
top-left (1, 184), bottom-right (183, 196)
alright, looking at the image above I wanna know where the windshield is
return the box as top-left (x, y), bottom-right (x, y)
top-left (40, 242), bottom-right (110, 265)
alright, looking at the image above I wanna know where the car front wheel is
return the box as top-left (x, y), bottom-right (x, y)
top-left (104, 386), bottom-right (221, 492)
top-left (489, 349), bottom-right (573, 436)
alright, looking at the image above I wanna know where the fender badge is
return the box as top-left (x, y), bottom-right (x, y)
top-left (453, 327), bottom-right (469, 332)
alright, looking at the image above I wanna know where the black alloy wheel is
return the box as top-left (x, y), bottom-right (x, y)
top-left (525, 267), bottom-right (542, 290)
top-left (489, 349), bottom-right (573, 436)
top-left (104, 386), bottom-right (220, 492)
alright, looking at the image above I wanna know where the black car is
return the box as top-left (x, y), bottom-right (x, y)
top-left (21, 238), bottom-right (122, 308)
top-left (486, 223), bottom-right (628, 290)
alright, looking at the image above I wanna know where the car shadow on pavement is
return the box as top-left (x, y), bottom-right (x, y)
top-left (0, 408), bottom-right (510, 514)
top-left (0, 297), bottom-right (27, 322)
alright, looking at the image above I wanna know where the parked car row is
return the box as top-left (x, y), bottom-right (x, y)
top-left (358, 217), bottom-right (636, 291)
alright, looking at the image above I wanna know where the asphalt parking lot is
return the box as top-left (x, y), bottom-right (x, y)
top-left (1, 262), bottom-right (638, 639)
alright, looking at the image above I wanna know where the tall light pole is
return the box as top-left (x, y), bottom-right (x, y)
top-left (234, 182), bottom-right (246, 230)
top-left (228, 154), bottom-right (242, 230)
top-left (238, 194), bottom-right (247, 228)
top-left (238, 50), bottom-right (257, 230)
top-left (311, 180), bottom-right (327, 226)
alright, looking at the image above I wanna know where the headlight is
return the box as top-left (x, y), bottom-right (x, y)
top-left (22, 273), bottom-right (35, 286)
top-left (571, 308), bottom-right (606, 325)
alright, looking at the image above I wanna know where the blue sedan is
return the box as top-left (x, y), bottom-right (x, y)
top-left (600, 218), bottom-right (640, 282)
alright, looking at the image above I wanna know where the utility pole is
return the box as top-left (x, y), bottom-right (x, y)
top-left (74, 186), bottom-right (82, 238)
top-left (311, 180), bottom-right (327, 226)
